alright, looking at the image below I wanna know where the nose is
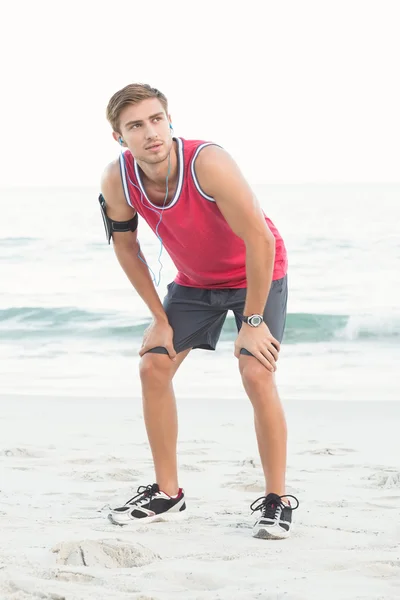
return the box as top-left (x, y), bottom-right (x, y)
top-left (145, 124), bottom-right (158, 139)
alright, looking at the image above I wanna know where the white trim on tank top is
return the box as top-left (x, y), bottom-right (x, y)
top-left (119, 152), bottom-right (132, 207)
top-left (190, 142), bottom-right (220, 202)
top-left (127, 137), bottom-right (184, 210)
top-left (118, 138), bottom-right (184, 209)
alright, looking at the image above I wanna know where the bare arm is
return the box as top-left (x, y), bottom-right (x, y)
top-left (100, 161), bottom-right (168, 324)
top-left (195, 146), bottom-right (275, 316)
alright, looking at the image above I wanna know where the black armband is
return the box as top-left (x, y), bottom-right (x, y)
top-left (98, 194), bottom-right (138, 244)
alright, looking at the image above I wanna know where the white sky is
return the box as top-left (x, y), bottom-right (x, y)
top-left (1, 0), bottom-right (399, 186)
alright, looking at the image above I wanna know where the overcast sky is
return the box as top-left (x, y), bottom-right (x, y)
top-left (1, 0), bottom-right (399, 186)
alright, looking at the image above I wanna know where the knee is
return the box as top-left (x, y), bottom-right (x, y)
top-left (239, 357), bottom-right (274, 393)
top-left (139, 353), bottom-right (174, 387)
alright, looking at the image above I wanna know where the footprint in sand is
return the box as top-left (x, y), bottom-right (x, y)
top-left (241, 458), bottom-right (257, 468)
top-left (365, 560), bottom-right (400, 578)
top-left (223, 476), bottom-right (264, 492)
top-left (1, 447), bottom-right (39, 458)
top-left (299, 447), bottom-right (356, 456)
top-left (0, 580), bottom-right (65, 600)
top-left (380, 494), bottom-right (400, 500)
top-left (180, 463), bottom-right (204, 472)
top-left (10, 466), bottom-right (31, 471)
top-left (367, 471), bottom-right (400, 489)
top-left (52, 538), bottom-right (160, 568)
top-left (55, 571), bottom-right (97, 584)
top-left (180, 449), bottom-right (209, 456)
top-left (68, 457), bottom-right (96, 465)
top-left (67, 468), bottom-right (141, 482)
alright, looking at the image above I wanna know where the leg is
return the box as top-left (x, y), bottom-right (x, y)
top-left (232, 276), bottom-right (289, 496)
top-left (139, 282), bottom-right (228, 497)
top-left (139, 349), bottom-right (191, 496)
top-left (239, 355), bottom-right (287, 496)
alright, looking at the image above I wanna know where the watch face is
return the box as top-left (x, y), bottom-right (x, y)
top-left (249, 315), bottom-right (263, 327)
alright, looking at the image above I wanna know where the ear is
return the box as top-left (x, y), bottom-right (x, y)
top-left (112, 131), bottom-right (125, 146)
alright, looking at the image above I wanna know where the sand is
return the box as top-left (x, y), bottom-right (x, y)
top-left (0, 393), bottom-right (399, 600)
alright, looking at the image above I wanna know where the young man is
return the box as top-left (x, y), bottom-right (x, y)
top-left (100, 83), bottom-right (299, 539)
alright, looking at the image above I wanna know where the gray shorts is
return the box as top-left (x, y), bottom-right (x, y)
top-left (147, 275), bottom-right (288, 356)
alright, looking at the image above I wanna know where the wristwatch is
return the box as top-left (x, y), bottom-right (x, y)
top-left (241, 314), bottom-right (264, 327)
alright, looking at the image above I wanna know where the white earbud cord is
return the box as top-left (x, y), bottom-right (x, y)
top-left (120, 149), bottom-right (171, 287)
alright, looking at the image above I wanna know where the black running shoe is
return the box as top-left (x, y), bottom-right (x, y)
top-left (108, 483), bottom-right (186, 526)
top-left (250, 493), bottom-right (299, 539)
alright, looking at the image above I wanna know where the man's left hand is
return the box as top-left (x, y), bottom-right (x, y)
top-left (234, 322), bottom-right (280, 372)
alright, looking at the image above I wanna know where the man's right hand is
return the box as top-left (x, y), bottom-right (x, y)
top-left (139, 319), bottom-right (177, 361)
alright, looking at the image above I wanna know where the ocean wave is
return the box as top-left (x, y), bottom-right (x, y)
top-left (0, 306), bottom-right (398, 344)
top-left (0, 237), bottom-right (38, 246)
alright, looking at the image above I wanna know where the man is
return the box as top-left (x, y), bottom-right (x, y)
top-left (100, 83), bottom-right (299, 539)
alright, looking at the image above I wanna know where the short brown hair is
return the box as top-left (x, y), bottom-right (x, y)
top-left (106, 83), bottom-right (168, 133)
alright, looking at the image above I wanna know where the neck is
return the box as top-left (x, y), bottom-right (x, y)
top-left (136, 139), bottom-right (178, 188)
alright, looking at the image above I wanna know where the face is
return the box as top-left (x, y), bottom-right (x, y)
top-left (115, 98), bottom-right (173, 164)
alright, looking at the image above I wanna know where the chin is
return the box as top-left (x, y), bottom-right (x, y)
top-left (146, 149), bottom-right (171, 164)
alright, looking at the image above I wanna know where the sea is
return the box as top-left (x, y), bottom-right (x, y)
top-left (1, 184), bottom-right (399, 402)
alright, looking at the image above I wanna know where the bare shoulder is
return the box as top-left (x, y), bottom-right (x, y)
top-left (193, 144), bottom-right (270, 241)
top-left (100, 159), bottom-right (135, 220)
top-left (195, 144), bottom-right (250, 198)
top-left (195, 144), bottom-right (234, 170)
top-left (101, 160), bottom-right (124, 205)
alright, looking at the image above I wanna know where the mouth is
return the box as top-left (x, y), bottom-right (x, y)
top-left (146, 142), bottom-right (163, 151)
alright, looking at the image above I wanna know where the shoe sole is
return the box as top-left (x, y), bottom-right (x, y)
top-left (253, 522), bottom-right (293, 540)
top-left (108, 510), bottom-right (188, 527)
top-left (253, 528), bottom-right (289, 540)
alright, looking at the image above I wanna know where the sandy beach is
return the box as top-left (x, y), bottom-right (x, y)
top-left (1, 393), bottom-right (399, 600)
top-left (1, 0), bottom-right (400, 596)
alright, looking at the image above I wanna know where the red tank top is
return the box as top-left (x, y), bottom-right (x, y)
top-left (119, 138), bottom-right (288, 289)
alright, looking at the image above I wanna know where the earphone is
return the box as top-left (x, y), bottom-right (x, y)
top-left (118, 141), bottom-right (172, 287)
top-left (117, 121), bottom-right (173, 284)
top-left (130, 156), bottom-right (170, 287)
